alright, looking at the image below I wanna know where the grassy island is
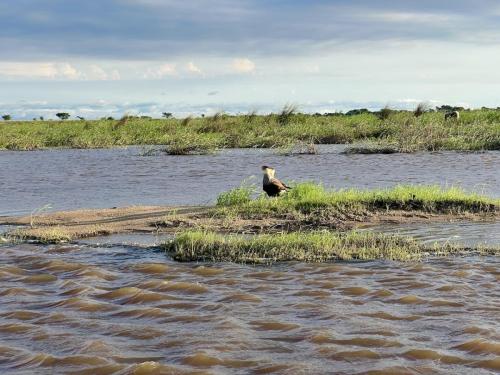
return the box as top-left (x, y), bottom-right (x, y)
top-left (215, 184), bottom-right (498, 221)
top-left (3, 184), bottom-right (498, 262)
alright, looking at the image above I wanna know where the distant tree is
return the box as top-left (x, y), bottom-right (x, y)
top-left (33, 118), bottom-right (37, 121)
top-left (345, 108), bottom-right (370, 116)
top-left (39, 116), bottom-right (44, 121)
top-left (162, 112), bottom-right (173, 119)
top-left (106, 116), bottom-right (114, 121)
top-left (1, 114), bottom-right (11, 121)
top-left (140, 116), bottom-right (152, 119)
top-left (56, 112), bottom-right (70, 120)
top-left (76, 116), bottom-right (85, 120)
top-left (437, 105), bottom-right (465, 113)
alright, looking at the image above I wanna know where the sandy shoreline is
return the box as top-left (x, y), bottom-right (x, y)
top-left (1, 205), bottom-right (497, 244)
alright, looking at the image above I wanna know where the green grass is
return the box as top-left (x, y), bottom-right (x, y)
top-left (164, 230), bottom-right (426, 263)
top-left (1, 109), bottom-right (499, 151)
top-left (216, 183), bottom-right (254, 206)
top-left (215, 183), bottom-right (499, 219)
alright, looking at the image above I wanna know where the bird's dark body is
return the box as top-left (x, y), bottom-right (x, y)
top-left (261, 165), bottom-right (290, 197)
top-left (263, 183), bottom-right (282, 197)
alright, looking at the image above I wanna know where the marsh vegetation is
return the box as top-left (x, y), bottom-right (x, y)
top-left (1, 109), bottom-right (499, 152)
top-left (164, 230), bottom-right (499, 263)
top-left (164, 230), bottom-right (426, 263)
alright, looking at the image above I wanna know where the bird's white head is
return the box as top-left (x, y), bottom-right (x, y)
top-left (261, 166), bottom-right (275, 178)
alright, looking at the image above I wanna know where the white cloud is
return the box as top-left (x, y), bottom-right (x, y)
top-left (144, 63), bottom-right (177, 78)
top-left (231, 58), bottom-right (256, 73)
top-left (89, 65), bottom-right (108, 80)
top-left (87, 65), bottom-right (121, 80)
top-left (109, 69), bottom-right (121, 80)
top-left (367, 12), bottom-right (454, 24)
top-left (186, 61), bottom-right (203, 75)
top-left (58, 63), bottom-right (81, 79)
top-left (157, 63), bottom-right (176, 76)
top-left (0, 62), bottom-right (82, 79)
top-left (0, 62), bottom-right (124, 81)
top-left (1, 63), bottom-right (57, 78)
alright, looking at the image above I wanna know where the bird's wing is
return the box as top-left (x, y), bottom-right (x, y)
top-left (270, 178), bottom-right (289, 190)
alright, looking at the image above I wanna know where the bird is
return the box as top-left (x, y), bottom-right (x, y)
top-left (261, 166), bottom-right (291, 197)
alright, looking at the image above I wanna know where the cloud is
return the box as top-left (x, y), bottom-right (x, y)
top-left (109, 69), bottom-right (121, 80)
top-left (144, 63), bottom-right (176, 78)
top-left (366, 11), bottom-right (455, 24)
top-left (186, 62), bottom-right (202, 75)
top-left (0, 61), bottom-right (123, 81)
top-left (3, 0), bottom-right (500, 61)
top-left (58, 63), bottom-right (81, 79)
top-left (231, 58), bottom-right (255, 73)
top-left (0, 62), bottom-right (82, 79)
top-left (89, 65), bottom-right (108, 80)
top-left (156, 63), bottom-right (176, 76)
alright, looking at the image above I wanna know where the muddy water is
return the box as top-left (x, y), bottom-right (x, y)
top-left (1, 147), bottom-right (499, 216)
top-left (0, 242), bottom-right (498, 374)
top-left (1, 148), bottom-right (499, 374)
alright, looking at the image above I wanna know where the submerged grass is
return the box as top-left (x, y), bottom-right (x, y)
top-left (164, 231), bottom-right (500, 264)
top-left (165, 230), bottom-right (500, 263)
top-left (343, 142), bottom-right (399, 154)
top-left (164, 230), bottom-right (428, 263)
top-left (9, 227), bottom-right (73, 244)
top-left (1, 109), bottom-right (499, 151)
top-left (215, 183), bottom-right (499, 219)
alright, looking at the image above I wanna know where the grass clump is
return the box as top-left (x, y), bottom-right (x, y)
top-left (165, 134), bottom-right (221, 155)
top-left (216, 184), bottom-right (255, 207)
top-left (343, 142), bottom-right (399, 154)
top-left (274, 139), bottom-right (318, 155)
top-left (277, 104), bottom-right (298, 125)
top-left (215, 183), bottom-right (498, 219)
top-left (414, 102), bottom-right (430, 118)
top-left (163, 230), bottom-right (424, 263)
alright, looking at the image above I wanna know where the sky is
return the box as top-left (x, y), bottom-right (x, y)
top-left (1, 0), bottom-right (500, 119)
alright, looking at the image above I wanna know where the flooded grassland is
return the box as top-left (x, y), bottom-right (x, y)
top-left (1, 147), bottom-right (499, 374)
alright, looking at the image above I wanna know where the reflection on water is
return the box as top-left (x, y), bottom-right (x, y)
top-left (368, 221), bottom-right (500, 247)
top-left (1, 147), bottom-right (499, 215)
top-left (0, 242), bottom-right (499, 374)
